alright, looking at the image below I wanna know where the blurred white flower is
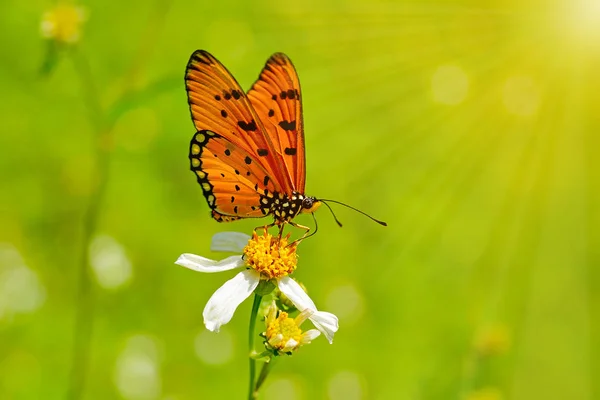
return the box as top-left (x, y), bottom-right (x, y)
top-left (89, 234), bottom-right (132, 290)
top-left (114, 335), bottom-right (162, 400)
top-left (0, 243), bottom-right (46, 320)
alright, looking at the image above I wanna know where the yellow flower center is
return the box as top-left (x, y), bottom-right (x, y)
top-left (243, 230), bottom-right (297, 280)
top-left (265, 311), bottom-right (303, 350)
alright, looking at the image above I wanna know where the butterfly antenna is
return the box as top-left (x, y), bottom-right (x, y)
top-left (319, 199), bottom-right (387, 226)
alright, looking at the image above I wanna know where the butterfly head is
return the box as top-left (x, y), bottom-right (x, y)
top-left (300, 196), bottom-right (321, 214)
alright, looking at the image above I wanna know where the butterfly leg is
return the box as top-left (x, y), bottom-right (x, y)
top-left (255, 221), bottom-right (276, 233)
top-left (287, 221), bottom-right (314, 246)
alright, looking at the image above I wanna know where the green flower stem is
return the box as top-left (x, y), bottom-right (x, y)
top-left (248, 293), bottom-right (263, 400)
top-left (254, 357), bottom-right (278, 395)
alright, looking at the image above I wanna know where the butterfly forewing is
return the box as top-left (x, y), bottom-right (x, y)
top-left (247, 53), bottom-right (306, 193)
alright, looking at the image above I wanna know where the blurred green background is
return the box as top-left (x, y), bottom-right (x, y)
top-left (1, 0), bottom-right (599, 399)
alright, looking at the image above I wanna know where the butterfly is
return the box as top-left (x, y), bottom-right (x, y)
top-left (184, 50), bottom-right (386, 238)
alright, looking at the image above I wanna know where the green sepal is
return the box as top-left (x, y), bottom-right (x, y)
top-left (255, 280), bottom-right (276, 296)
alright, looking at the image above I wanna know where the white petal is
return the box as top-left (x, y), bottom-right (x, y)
top-left (300, 329), bottom-right (321, 344)
top-left (268, 333), bottom-right (285, 348)
top-left (175, 254), bottom-right (244, 273)
top-left (277, 276), bottom-right (339, 343)
top-left (277, 276), bottom-right (317, 311)
top-left (309, 311), bottom-right (339, 344)
top-left (211, 232), bottom-right (251, 253)
top-left (281, 338), bottom-right (299, 352)
top-left (294, 308), bottom-right (314, 325)
top-left (203, 270), bottom-right (260, 332)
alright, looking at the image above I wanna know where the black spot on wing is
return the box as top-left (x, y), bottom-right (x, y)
top-left (268, 109), bottom-right (274, 117)
top-left (221, 110), bottom-right (228, 118)
top-left (284, 147), bottom-right (297, 155)
top-left (244, 156), bottom-right (252, 165)
top-left (264, 175), bottom-right (270, 186)
top-left (257, 149), bottom-right (269, 157)
top-left (279, 120), bottom-right (296, 131)
top-left (238, 120), bottom-right (257, 131)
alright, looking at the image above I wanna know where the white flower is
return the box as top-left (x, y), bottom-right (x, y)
top-left (175, 231), bottom-right (339, 343)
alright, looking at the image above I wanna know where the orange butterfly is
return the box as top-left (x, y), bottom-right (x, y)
top-left (185, 50), bottom-right (385, 238)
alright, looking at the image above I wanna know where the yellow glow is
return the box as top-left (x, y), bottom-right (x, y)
top-left (567, 0), bottom-right (600, 43)
top-left (431, 65), bottom-right (469, 105)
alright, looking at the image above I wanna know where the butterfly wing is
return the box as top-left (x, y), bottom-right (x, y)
top-left (186, 51), bottom-right (292, 220)
top-left (247, 53), bottom-right (306, 193)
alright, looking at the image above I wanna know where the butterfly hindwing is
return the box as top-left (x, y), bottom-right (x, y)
top-left (190, 130), bottom-right (278, 219)
top-left (247, 53), bottom-right (306, 193)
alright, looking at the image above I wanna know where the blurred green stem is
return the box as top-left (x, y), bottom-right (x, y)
top-left (248, 293), bottom-right (262, 400)
top-left (66, 48), bottom-right (111, 400)
top-left (254, 357), bottom-right (277, 395)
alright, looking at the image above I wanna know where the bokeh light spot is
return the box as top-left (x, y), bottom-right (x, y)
top-left (0, 243), bottom-right (46, 320)
top-left (263, 377), bottom-right (303, 400)
top-left (89, 234), bottom-right (132, 290)
top-left (502, 76), bottom-right (540, 116)
top-left (431, 64), bottom-right (469, 105)
top-left (114, 335), bottom-right (162, 400)
top-left (327, 370), bottom-right (366, 400)
top-left (325, 284), bottom-right (365, 326)
top-left (194, 329), bottom-right (234, 365)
